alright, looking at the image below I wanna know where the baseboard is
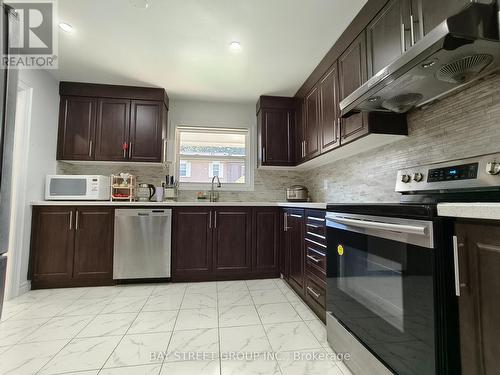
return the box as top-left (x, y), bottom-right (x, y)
top-left (18, 281), bottom-right (31, 295)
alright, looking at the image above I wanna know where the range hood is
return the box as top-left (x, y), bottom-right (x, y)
top-left (340, 2), bottom-right (500, 116)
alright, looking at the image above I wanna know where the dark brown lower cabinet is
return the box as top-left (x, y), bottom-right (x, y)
top-left (172, 207), bottom-right (280, 282)
top-left (283, 209), bottom-right (306, 295)
top-left (73, 208), bottom-right (114, 280)
top-left (455, 220), bottom-right (500, 375)
top-left (213, 208), bottom-right (252, 275)
top-left (30, 206), bottom-right (114, 289)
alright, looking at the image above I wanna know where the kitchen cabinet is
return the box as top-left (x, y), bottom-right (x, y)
top-left (455, 220), bottom-right (500, 375)
top-left (172, 207), bottom-right (213, 280)
top-left (73, 208), bottom-right (114, 280)
top-left (172, 207), bottom-right (280, 281)
top-left (30, 206), bottom-right (114, 289)
top-left (284, 208), bottom-right (306, 295)
top-left (213, 208), bottom-right (252, 275)
top-left (57, 96), bottom-right (96, 161)
top-left (95, 98), bottom-right (130, 161)
top-left (339, 31), bottom-right (368, 143)
top-left (254, 208), bottom-right (280, 274)
top-left (420, 0), bottom-right (470, 36)
top-left (319, 63), bottom-right (341, 153)
top-left (366, 0), bottom-right (405, 77)
top-left (129, 100), bottom-right (163, 162)
top-left (304, 87), bottom-right (321, 159)
top-left (57, 82), bottom-right (168, 163)
top-left (256, 96), bottom-right (295, 166)
top-left (295, 99), bottom-right (306, 164)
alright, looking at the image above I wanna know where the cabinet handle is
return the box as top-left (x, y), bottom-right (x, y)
top-left (69, 211), bottom-right (73, 230)
top-left (88, 140), bottom-right (93, 157)
top-left (284, 212), bottom-right (289, 231)
top-left (129, 142), bottom-right (133, 159)
top-left (410, 14), bottom-right (415, 46)
top-left (75, 210), bottom-right (79, 230)
top-left (452, 236), bottom-right (461, 296)
top-left (209, 211), bottom-right (212, 229)
top-left (305, 237), bottom-right (327, 248)
top-left (307, 255), bottom-right (321, 263)
top-left (400, 23), bottom-right (406, 52)
top-left (262, 147), bottom-right (266, 163)
top-left (214, 212), bottom-right (217, 229)
top-left (306, 223), bottom-right (320, 229)
top-left (123, 142), bottom-right (127, 159)
top-left (290, 214), bottom-right (302, 218)
top-left (307, 286), bottom-right (321, 299)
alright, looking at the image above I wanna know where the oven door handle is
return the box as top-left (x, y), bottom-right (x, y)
top-left (328, 217), bottom-right (427, 236)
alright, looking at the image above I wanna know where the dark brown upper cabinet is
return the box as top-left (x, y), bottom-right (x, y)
top-left (455, 220), bottom-right (500, 375)
top-left (304, 86), bottom-right (321, 159)
top-left (420, 0), bottom-right (470, 36)
top-left (57, 82), bottom-right (168, 163)
top-left (366, 0), bottom-right (405, 78)
top-left (318, 63), bottom-right (341, 153)
top-left (256, 96), bottom-right (295, 166)
top-left (95, 98), bottom-right (130, 161)
top-left (57, 96), bottom-right (97, 161)
top-left (339, 31), bottom-right (369, 145)
top-left (129, 100), bottom-right (163, 162)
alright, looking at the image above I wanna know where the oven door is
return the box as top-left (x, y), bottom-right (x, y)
top-left (326, 212), bottom-right (436, 375)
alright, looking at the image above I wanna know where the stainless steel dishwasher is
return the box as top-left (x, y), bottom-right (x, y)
top-left (113, 209), bottom-right (172, 279)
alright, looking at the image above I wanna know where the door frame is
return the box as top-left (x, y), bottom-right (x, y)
top-left (5, 79), bottom-right (33, 299)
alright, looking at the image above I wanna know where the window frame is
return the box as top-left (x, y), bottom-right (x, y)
top-left (175, 126), bottom-right (254, 191)
top-left (179, 161), bottom-right (191, 178)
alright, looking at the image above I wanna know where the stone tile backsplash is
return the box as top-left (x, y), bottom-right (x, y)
top-left (58, 75), bottom-right (500, 203)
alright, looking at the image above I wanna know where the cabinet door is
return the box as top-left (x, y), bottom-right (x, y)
top-left (339, 32), bottom-right (369, 145)
top-left (304, 86), bottom-right (320, 159)
top-left (57, 96), bottom-right (96, 161)
top-left (172, 208), bottom-right (213, 280)
top-left (213, 208), bottom-right (252, 275)
top-left (286, 209), bottom-right (305, 294)
top-left (95, 98), bottom-right (130, 161)
top-left (261, 109), bottom-right (294, 166)
top-left (31, 207), bottom-right (75, 282)
top-left (295, 99), bottom-right (306, 164)
top-left (253, 208), bottom-right (280, 275)
top-left (129, 100), bottom-right (162, 162)
top-left (319, 63), bottom-right (340, 153)
top-left (455, 221), bottom-right (500, 375)
top-left (366, 0), bottom-right (404, 77)
top-left (73, 208), bottom-right (114, 280)
top-left (420, 0), bottom-right (469, 36)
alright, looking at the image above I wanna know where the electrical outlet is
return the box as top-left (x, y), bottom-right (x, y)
top-left (323, 179), bottom-right (328, 190)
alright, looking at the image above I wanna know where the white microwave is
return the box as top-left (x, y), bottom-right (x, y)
top-left (45, 175), bottom-right (110, 200)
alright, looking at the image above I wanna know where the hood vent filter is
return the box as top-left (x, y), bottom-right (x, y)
top-left (436, 54), bottom-right (493, 84)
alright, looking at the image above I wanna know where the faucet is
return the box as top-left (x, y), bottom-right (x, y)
top-left (210, 176), bottom-right (221, 202)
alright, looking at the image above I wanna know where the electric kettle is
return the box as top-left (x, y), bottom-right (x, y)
top-left (136, 183), bottom-right (156, 202)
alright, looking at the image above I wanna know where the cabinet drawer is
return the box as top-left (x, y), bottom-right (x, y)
top-left (305, 275), bottom-right (326, 309)
top-left (304, 237), bottom-right (327, 252)
top-left (306, 246), bottom-right (326, 273)
top-left (305, 221), bottom-right (326, 238)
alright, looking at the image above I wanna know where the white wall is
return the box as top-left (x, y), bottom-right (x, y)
top-left (6, 69), bottom-right (59, 298)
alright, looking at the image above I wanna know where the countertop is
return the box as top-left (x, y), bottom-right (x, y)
top-left (31, 200), bottom-right (327, 209)
top-left (437, 203), bottom-right (500, 221)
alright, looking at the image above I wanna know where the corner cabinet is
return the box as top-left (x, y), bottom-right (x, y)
top-left (57, 82), bottom-right (168, 163)
top-left (455, 220), bottom-right (500, 375)
top-left (257, 96), bottom-right (295, 166)
top-left (30, 206), bottom-right (114, 289)
top-left (172, 207), bottom-right (280, 281)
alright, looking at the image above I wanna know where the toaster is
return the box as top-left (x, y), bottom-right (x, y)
top-left (286, 185), bottom-right (309, 202)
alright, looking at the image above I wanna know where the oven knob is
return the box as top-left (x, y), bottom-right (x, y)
top-left (413, 173), bottom-right (424, 182)
top-left (486, 162), bottom-right (500, 175)
top-left (401, 174), bottom-right (411, 183)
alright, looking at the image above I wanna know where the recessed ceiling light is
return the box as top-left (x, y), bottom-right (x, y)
top-left (129, 0), bottom-right (149, 9)
top-left (58, 23), bottom-right (73, 33)
top-left (229, 41), bottom-right (242, 51)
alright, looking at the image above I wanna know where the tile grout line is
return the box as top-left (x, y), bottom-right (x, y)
top-left (158, 282), bottom-right (188, 375)
top-left (247, 279), bottom-right (284, 375)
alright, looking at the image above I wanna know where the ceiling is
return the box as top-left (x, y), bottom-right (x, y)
top-left (54, 0), bottom-right (368, 102)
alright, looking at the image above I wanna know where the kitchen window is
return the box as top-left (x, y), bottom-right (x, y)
top-left (176, 127), bottom-right (252, 190)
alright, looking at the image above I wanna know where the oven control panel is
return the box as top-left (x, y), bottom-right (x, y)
top-left (396, 153), bottom-right (500, 193)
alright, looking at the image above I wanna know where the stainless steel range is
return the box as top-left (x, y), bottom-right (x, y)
top-left (325, 152), bottom-right (500, 375)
